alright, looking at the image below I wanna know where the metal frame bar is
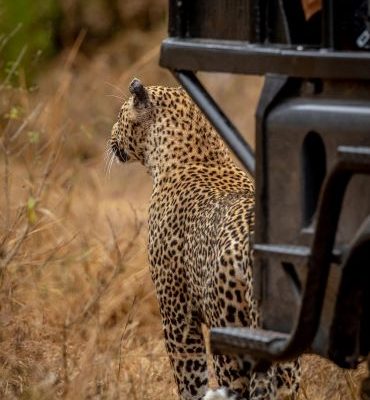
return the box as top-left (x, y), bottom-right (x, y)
top-left (161, 38), bottom-right (370, 80)
top-left (322, 0), bottom-right (335, 48)
top-left (328, 215), bottom-right (370, 367)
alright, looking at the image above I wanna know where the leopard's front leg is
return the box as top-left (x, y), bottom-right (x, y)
top-left (161, 314), bottom-right (208, 400)
top-left (151, 264), bottom-right (208, 400)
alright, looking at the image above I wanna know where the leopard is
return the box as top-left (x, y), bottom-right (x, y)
top-left (109, 78), bottom-right (300, 400)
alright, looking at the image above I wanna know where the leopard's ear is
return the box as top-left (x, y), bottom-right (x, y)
top-left (129, 78), bottom-right (149, 108)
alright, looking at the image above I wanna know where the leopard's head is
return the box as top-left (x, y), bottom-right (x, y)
top-left (110, 78), bottom-right (153, 165)
top-left (110, 78), bottom-right (230, 175)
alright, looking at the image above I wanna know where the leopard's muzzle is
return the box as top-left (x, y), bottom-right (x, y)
top-left (111, 141), bottom-right (129, 163)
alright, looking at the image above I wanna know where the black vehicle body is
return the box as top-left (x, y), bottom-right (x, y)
top-left (159, 0), bottom-right (370, 396)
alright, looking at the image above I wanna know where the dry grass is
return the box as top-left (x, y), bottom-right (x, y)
top-left (0, 25), bottom-right (367, 400)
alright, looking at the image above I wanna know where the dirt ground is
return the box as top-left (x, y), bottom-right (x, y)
top-left (0, 21), bottom-right (367, 400)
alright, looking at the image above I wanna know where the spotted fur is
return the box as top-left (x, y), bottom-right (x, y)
top-left (110, 78), bottom-right (300, 399)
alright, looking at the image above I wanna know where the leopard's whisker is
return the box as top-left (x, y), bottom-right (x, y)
top-left (104, 147), bottom-right (115, 177)
top-left (117, 147), bottom-right (126, 162)
top-left (104, 146), bottom-right (113, 162)
top-left (107, 152), bottom-right (115, 177)
top-left (105, 138), bottom-right (113, 151)
top-left (104, 147), bottom-right (112, 170)
top-left (105, 152), bottom-right (112, 176)
top-left (105, 94), bottom-right (126, 100)
top-left (105, 81), bottom-right (126, 96)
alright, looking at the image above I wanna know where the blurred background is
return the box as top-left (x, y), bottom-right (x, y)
top-left (1, 0), bottom-right (166, 81)
top-left (0, 1), bottom-right (365, 399)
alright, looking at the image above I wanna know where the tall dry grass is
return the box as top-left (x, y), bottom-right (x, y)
top-left (0, 26), bottom-right (367, 400)
top-left (0, 28), bottom-right (175, 400)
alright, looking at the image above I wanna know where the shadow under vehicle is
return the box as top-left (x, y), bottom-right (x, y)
top-left (159, 0), bottom-right (370, 397)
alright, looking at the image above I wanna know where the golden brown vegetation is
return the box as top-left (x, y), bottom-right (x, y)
top-left (0, 22), bottom-right (367, 400)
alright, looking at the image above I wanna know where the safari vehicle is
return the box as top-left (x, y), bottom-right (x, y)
top-left (159, 0), bottom-right (370, 397)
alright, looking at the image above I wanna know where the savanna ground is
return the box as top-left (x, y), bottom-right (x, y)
top-left (0, 5), bottom-right (368, 400)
